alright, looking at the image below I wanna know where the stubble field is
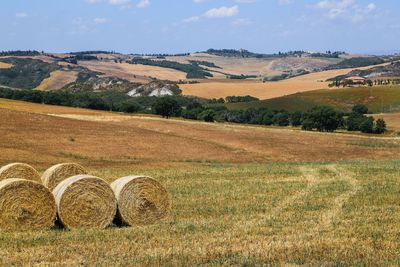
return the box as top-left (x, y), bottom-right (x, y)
top-left (0, 98), bottom-right (399, 265)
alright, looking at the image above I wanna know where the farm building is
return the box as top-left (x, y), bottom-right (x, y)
top-left (344, 76), bottom-right (366, 84)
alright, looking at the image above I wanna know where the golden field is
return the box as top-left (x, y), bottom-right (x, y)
top-left (0, 98), bottom-right (400, 265)
top-left (0, 62), bottom-right (12, 69)
top-left (180, 63), bottom-right (391, 100)
top-left (36, 70), bottom-right (78, 91)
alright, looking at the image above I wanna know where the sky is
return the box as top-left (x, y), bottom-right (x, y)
top-left (1, 0), bottom-right (399, 54)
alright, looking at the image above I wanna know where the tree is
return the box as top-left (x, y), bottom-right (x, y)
top-left (375, 118), bottom-right (387, 134)
top-left (273, 112), bottom-right (289, 126)
top-left (198, 109), bottom-right (216, 122)
top-left (346, 112), bottom-right (365, 131)
top-left (359, 117), bottom-right (374, 133)
top-left (120, 99), bottom-right (142, 113)
top-left (352, 104), bottom-right (369, 115)
top-left (290, 111), bottom-right (303, 127)
top-left (302, 106), bottom-right (342, 132)
top-left (152, 97), bottom-right (182, 118)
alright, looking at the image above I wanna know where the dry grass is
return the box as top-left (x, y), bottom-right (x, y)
top-left (0, 162), bottom-right (399, 265)
top-left (374, 112), bottom-right (400, 133)
top-left (36, 70), bottom-right (78, 91)
top-left (166, 53), bottom-right (338, 77)
top-left (0, 62), bottom-right (12, 69)
top-left (78, 61), bottom-right (187, 83)
top-left (0, 99), bottom-right (400, 265)
top-left (0, 98), bottom-right (400, 170)
top-left (180, 63), bottom-right (391, 100)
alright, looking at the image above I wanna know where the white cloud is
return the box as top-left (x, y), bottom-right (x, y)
top-left (278, 0), bottom-right (292, 5)
top-left (137, 0), bottom-right (150, 8)
top-left (314, 0), bottom-right (378, 21)
top-left (204, 5), bottom-right (239, 18)
top-left (232, 18), bottom-right (253, 26)
top-left (235, 0), bottom-right (257, 3)
top-left (15, 12), bottom-right (28, 19)
top-left (183, 16), bottom-right (200, 23)
top-left (93, 18), bottom-right (108, 24)
top-left (109, 0), bottom-right (130, 6)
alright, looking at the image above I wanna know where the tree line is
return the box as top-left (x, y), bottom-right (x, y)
top-left (0, 87), bottom-right (387, 134)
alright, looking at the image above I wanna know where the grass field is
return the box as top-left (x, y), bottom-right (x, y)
top-left (0, 98), bottom-right (400, 265)
top-left (36, 70), bottom-right (78, 91)
top-left (225, 85), bottom-right (400, 114)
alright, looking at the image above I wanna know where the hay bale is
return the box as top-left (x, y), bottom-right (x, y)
top-left (111, 176), bottom-right (170, 226)
top-left (53, 175), bottom-right (117, 229)
top-left (0, 178), bottom-right (56, 231)
top-left (41, 163), bottom-right (87, 191)
top-left (0, 163), bottom-right (41, 183)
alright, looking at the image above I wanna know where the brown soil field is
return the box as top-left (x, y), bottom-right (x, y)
top-left (1, 98), bottom-right (399, 170)
top-left (180, 63), bottom-right (391, 100)
top-left (79, 61), bottom-right (186, 83)
top-left (36, 70), bottom-right (78, 91)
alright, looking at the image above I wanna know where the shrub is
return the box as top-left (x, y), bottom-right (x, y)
top-left (375, 119), bottom-right (387, 134)
top-left (352, 104), bottom-right (369, 115)
top-left (359, 117), bottom-right (374, 133)
top-left (198, 109), bottom-right (216, 122)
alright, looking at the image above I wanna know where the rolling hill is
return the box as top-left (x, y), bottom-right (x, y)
top-left (224, 85), bottom-right (400, 113)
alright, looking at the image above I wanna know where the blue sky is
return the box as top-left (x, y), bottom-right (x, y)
top-left (1, 0), bottom-right (399, 54)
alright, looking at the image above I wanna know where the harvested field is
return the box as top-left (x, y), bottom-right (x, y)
top-left (36, 70), bottom-right (78, 91)
top-left (1, 99), bottom-right (400, 265)
top-left (374, 112), bottom-right (400, 133)
top-left (166, 53), bottom-right (339, 77)
top-left (0, 62), bottom-right (12, 69)
top-left (0, 98), bottom-right (400, 169)
top-left (78, 61), bottom-right (186, 83)
top-left (180, 63), bottom-right (391, 100)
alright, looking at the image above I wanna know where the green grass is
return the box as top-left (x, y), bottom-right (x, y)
top-left (1, 161), bottom-right (400, 265)
top-left (225, 85), bottom-right (400, 113)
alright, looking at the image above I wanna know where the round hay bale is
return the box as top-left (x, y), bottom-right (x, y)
top-left (53, 175), bottom-right (117, 229)
top-left (0, 178), bottom-right (56, 231)
top-left (111, 176), bottom-right (170, 226)
top-left (41, 163), bottom-right (87, 191)
top-left (0, 163), bottom-right (41, 183)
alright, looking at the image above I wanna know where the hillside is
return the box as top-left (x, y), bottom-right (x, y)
top-left (0, 49), bottom-right (376, 92)
top-left (1, 99), bottom-right (400, 265)
top-left (224, 85), bottom-right (400, 113)
top-left (0, 98), bottom-right (399, 166)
